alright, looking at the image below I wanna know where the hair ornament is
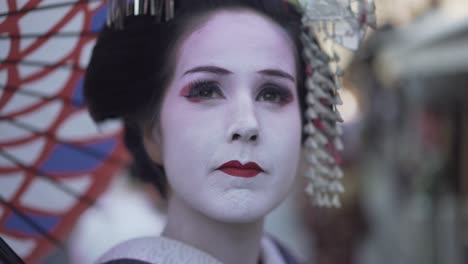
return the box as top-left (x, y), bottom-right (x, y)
top-left (106, 0), bottom-right (175, 29)
top-left (291, 0), bottom-right (375, 207)
top-left (296, 0), bottom-right (377, 49)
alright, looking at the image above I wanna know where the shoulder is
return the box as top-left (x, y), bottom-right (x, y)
top-left (97, 237), bottom-right (221, 264)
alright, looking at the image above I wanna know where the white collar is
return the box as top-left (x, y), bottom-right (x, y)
top-left (97, 235), bottom-right (289, 264)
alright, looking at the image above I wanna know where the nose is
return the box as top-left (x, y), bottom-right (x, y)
top-left (231, 126), bottom-right (258, 142)
top-left (228, 99), bottom-right (259, 143)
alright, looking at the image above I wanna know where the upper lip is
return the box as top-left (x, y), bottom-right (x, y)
top-left (218, 160), bottom-right (264, 171)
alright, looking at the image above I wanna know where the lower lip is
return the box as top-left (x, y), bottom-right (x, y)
top-left (219, 168), bottom-right (261, 178)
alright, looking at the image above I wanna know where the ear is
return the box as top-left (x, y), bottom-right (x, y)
top-left (142, 124), bottom-right (163, 165)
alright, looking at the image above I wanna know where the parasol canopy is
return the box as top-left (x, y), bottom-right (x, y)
top-left (0, 1), bottom-right (128, 263)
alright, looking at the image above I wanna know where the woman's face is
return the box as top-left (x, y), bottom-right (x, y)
top-left (151, 10), bottom-right (302, 223)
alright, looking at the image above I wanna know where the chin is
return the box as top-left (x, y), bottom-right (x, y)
top-left (199, 189), bottom-right (285, 224)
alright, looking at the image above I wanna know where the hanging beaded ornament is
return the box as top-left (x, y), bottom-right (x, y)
top-left (291, 0), bottom-right (376, 207)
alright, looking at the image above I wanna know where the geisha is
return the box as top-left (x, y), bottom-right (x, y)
top-left (84, 0), bottom-right (345, 263)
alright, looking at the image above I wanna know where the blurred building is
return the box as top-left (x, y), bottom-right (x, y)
top-left (302, 1), bottom-right (468, 264)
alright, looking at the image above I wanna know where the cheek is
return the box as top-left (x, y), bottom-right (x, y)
top-left (262, 105), bottom-right (302, 151)
top-left (260, 106), bottom-right (302, 191)
top-left (158, 98), bottom-right (223, 181)
top-left (161, 104), bottom-right (222, 154)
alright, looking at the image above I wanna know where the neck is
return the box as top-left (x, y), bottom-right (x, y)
top-left (162, 195), bottom-right (264, 264)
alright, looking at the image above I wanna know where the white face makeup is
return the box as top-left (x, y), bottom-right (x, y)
top-left (155, 10), bottom-right (302, 223)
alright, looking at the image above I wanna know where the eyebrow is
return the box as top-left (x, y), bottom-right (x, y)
top-left (183, 65), bottom-right (295, 82)
top-left (257, 69), bottom-right (295, 82)
top-left (183, 66), bottom-right (232, 76)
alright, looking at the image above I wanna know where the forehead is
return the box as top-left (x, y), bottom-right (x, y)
top-left (175, 10), bottom-right (297, 75)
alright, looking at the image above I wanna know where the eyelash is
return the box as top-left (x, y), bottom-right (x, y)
top-left (182, 80), bottom-right (293, 105)
top-left (256, 84), bottom-right (293, 105)
top-left (182, 80), bottom-right (224, 101)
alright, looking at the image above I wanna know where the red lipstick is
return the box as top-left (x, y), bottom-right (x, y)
top-left (218, 160), bottom-right (264, 178)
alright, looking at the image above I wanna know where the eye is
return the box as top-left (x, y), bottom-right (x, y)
top-left (256, 84), bottom-right (293, 105)
top-left (182, 80), bottom-right (224, 101)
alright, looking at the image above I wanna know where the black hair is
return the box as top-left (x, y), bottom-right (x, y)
top-left (84, 0), bottom-right (309, 198)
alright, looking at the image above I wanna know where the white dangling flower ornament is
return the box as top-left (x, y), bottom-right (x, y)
top-left (289, 0), bottom-right (375, 208)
